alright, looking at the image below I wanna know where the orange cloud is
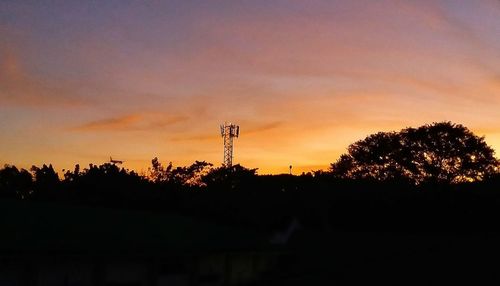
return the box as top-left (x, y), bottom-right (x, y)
top-left (72, 114), bottom-right (142, 131)
top-left (70, 113), bottom-right (189, 132)
top-left (238, 121), bottom-right (283, 135)
top-left (72, 113), bottom-right (188, 132)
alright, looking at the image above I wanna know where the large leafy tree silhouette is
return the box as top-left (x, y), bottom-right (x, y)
top-left (330, 122), bottom-right (499, 184)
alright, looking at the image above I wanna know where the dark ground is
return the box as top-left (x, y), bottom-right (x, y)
top-left (262, 231), bottom-right (500, 285)
top-left (2, 199), bottom-right (500, 285)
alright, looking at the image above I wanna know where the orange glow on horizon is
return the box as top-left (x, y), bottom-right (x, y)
top-left (1, 1), bottom-right (500, 174)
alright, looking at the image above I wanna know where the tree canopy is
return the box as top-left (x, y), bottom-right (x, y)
top-left (330, 122), bottom-right (499, 184)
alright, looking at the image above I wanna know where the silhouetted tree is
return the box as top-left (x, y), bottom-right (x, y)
top-left (62, 163), bottom-right (151, 207)
top-left (148, 158), bottom-right (212, 186)
top-left (202, 164), bottom-right (258, 191)
top-left (0, 165), bottom-right (33, 199)
top-left (31, 164), bottom-right (60, 198)
top-left (330, 122), bottom-right (499, 184)
top-left (63, 164), bottom-right (80, 182)
top-left (170, 161), bottom-right (213, 186)
top-left (149, 157), bottom-right (173, 183)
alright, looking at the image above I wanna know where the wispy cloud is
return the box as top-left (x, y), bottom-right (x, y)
top-left (243, 121), bottom-right (283, 135)
top-left (72, 113), bottom-right (188, 132)
top-left (72, 114), bottom-right (142, 131)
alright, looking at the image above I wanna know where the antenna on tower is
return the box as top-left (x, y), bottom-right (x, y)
top-left (220, 122), bottom-right (240, 167)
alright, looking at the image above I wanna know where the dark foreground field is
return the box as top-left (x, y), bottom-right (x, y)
top-left (1, 199), bottom-right (500, 285)
top-left (270, 232), bottom-right (500, 285)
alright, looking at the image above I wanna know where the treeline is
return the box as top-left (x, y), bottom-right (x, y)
top-left (2, 122), bottom-right (500, 233)
top-left (2, 160), bottom-right (500, 233)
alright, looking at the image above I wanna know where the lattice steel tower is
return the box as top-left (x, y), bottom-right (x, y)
top-left (220, 122), bottom-right (239, 167)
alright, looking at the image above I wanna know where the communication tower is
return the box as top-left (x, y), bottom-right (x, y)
top-left (220, 122), bottom-right (239, 167)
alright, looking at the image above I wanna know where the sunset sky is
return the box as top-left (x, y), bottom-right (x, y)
top-left (1, 0), bottom-right (500, 174)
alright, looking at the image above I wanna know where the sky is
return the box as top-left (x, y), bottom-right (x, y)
top-left (1, 0), bottom-right (500, 174)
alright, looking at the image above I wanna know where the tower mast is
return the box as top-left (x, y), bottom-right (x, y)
top-left (220, 122), bottom-right (240, 167)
